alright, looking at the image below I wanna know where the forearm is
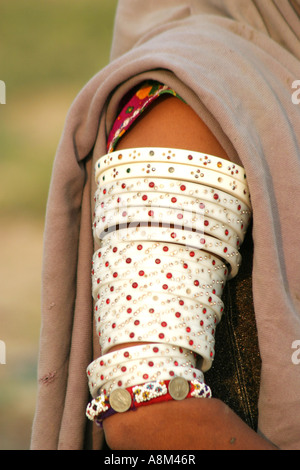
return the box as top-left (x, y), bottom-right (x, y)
top-left (103, 398), bottom-right (277, 450)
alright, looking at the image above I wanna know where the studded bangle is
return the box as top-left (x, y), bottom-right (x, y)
top-left (94, 241), bottom-right (228, 274)
top-left (95, 190), bottom-right (249, 241)
top-left (94, 206), bottom-right (240, 250)
top-left (96, 225), bottom-right (242, 279)
top-left (95, 177), bottom-right (251, 218)
top-left (95, 148), bottom-right (247, 184)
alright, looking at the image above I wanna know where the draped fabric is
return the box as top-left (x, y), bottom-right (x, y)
top-left (31, 0), bottom-right (300, 450)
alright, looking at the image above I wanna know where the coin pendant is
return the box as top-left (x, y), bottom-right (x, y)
top-left (169, 377), bottom-right (190, 401)
top-left (109, 388), bottom-right (132, 413)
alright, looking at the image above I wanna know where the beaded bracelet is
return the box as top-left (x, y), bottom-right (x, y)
top-left (86, 377), bottom-right (212, 425)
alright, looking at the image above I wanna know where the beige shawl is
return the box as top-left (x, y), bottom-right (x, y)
top-left (31, 0), bottom-right (300, 450)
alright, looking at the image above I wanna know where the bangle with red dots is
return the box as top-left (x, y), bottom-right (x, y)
top-left (95, 276), bottom-right (224, 321)
top-left (93, 246), bottom-right (227, 283)
top-left (96, 161), bottom-right (250, 207)
top-left (95, 177), bottom-right (251, 218)
top-left (95, 190), bottom-right (249, 241)
top-left (88, 354), bottom-right (202, 398)
top-left (87, 343), bottom-right (202, 397)
top-left (93, 267), bottom-right (224, 299)
top-left (94, 206), bottom-right (240, 249)
top-left (95, 148), bottom-right (247, 184)
top-left (96, 226), bottom-right (242, 279)
top-left (89, 148), bottom-right (252, 410)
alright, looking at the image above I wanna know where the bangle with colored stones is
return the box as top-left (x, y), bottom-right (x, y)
top-left (95, 177), bottom-right (251, 218)
top-left (94, 266), bottom-right (224, 305)
top-left (92, 249), bottom-right (226, 297)
top-left (95, 148), bottom-right (247, 184)
top-left (94, 241), bottom-right (228, 275)
top-left (94, 241), bottom-right (228, 271)
top-left (88, 343), bottom-right (197, 371)
top-left (95, 277), bottom-right (224, 321)
top-left (86, 378), bottom-right (212, 424)
top-left (88, 354), bottom-right (201, 398)
top-left (96, 161), bottom-right (251, 207)
top-left (93, 247), bottom-right (227, 284)
top-left (95, 190), bottom-right (249, 241)
top-left (94, 289), bottom-right (220, 335)
top-left (93, 267), bottom-right (224, 299)
top-left (98, 320), bottom-right (216, 373)
top-left (93, 249), bottom-right (227, 288)
top-left (92, 247), bottom-right (227, 294)
top-left (94, 206), bottom-right (240, 249)
top-left (89, 147), bottom-right (252, 411)
top-left (87, 344), bottom-right (203, 397)
top-left (96, 225), bottom-right (242, 279)
top-left (94, 363), bottom-right (204, 399)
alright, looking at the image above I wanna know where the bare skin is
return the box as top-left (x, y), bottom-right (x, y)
top-left (102, 95), bottom-right (277, 450)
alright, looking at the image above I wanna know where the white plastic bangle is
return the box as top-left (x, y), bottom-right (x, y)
top-left (95, 367), bottom-right (204, 398)
top-left (93, 265), bottom-right (224, 299)
top-left (97, 299), bottom-right (217, 334)
top-left (94, 289), bottom-right (220, 326)
top-left (93, 249), bottom-right (227, 283)
top-left (87, 343), bottom-right (198, 372)
top-left (95, 178), bottom-right (251, 217)
top-left (95, 190), bottom-right (250, 241)
top-left (95, 148), bottom-right (247, 184)
top-left (98, 316), bottom-right (216, 362)
top-left (98, 319), bottom-right (215, 374)
top-left (88, 355), bottom-right (198, 396)
top-left (87, 343), bottom-right (203, 397)
top-left (94, 241), bottom-right (228, 274)
top-left (97, 225), bottom-right (242, 279)
top-left (94, 206), bottom-right (240, 250)
top-left (96, 280), bottom-right (224, 321)
top-left (93, 254), bottom-right (227, 288)
top-left (92, 255), bottom-right (226, 298)
top-left (96, 162), bottom-right (251, 207)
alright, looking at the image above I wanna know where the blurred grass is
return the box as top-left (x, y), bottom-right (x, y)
top-left (0, 0), bottom-right (118, 219)
top-left (0, 0), bottom-right (118, 449)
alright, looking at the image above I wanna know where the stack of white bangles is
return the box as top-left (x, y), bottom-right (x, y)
top-left (86, 147), bottom-right (252, 424)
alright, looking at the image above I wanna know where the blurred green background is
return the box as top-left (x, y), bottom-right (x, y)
top-left (0, 0), bottom-right (118, 449)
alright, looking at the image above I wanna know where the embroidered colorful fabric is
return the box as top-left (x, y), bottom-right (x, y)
top-left (106, 80), bottom-right (184, 153)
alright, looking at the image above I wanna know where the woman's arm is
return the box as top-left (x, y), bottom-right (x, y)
top-left (101, 96), bottom-right (276, 451)
top-left (103, 397), bottom-right (277, 450)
